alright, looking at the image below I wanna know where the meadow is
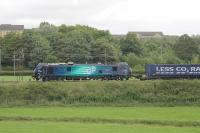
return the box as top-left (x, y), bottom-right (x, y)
top-left (0, 107), bottom-right (200, 122)
top-left (0, 76), bottom-right (33, 81)
top-left (1, 79), bottom-right (200, 132)
top-left (1, 121), bottom-right (200, 133)
top-left (1, 107), bottom-right (200, 133)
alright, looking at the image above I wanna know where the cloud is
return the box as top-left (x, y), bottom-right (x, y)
top-left (72, 0), bottom-right (79, 6)
top-left (0, 0), bottom-right (200, 35)
top-left (92, 0), bottom-right (200, 22)
top-left (90, 0), bottom-right (200, 35)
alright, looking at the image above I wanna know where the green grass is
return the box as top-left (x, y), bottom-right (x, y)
top-left (0, 76), bottom-right (33, 81)
top-left (0, 107), bottom-right (200, 122)
top-left (1, 107), bottom-right (200, 132)
top-left (0, 121), bottom-right (200, 133)
top-left (1, 79), bottom-right (200, 132)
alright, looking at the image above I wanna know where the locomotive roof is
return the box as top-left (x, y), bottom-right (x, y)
top-left (37, 62), bottom-right (128, 66)
top-left (37, 62), bottom-right (128, 67)
top-left (44, 64), bottom-right (117, 66)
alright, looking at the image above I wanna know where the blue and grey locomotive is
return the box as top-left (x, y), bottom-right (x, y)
top-left (33, 62), bottom-right (132, 81)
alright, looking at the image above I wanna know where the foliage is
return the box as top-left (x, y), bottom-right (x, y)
top-left (1, 80), bottom-right (200, 106)
top-left (91, 38), bottom-right (119, 63)
top-left (1, 22), bottom-right (200, 72)
top-left (23, 31), bottom-right (56, 68)
top-left (120, 33), bottom-right (142, 55)
top-left (55, 30), bottom-right (93, 63)
top-left (174, 34), bottom-right (199, 62)
top-left (1, 33), bottom-right (22, 66)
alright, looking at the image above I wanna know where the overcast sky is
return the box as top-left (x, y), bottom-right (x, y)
top-left (0, 0), bottom-right (200, 35)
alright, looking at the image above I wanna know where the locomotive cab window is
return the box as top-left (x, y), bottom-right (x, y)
top-left (99, 70), bottom-right (102, 73)
top-left (112, 67), bottom-right (117, 72)
top-left (67, 67), bottom-right (71, 72)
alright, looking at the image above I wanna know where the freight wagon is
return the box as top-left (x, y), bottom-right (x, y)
top-left (33, 62), bottom-right (132, 81)
top-left (145, 64), bottom-right (200, 79)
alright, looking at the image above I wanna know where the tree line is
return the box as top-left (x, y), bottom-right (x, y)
top-left (0, 22), bottom-right (200, 71)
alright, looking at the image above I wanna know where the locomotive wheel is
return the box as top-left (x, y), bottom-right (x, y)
top-left (42, 77), bottom-right (46, 82)
top-left (42, 77), bottom-right (48, 82)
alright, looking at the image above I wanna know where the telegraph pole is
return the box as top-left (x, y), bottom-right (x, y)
top-left (104, 48), bottom-right (107, 65)
top-left (21, 49), bottom-right (24, 81)
top-left (13, 50), bottom-right (16, 76)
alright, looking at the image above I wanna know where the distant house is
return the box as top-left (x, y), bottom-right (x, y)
top-left (0, 24), bottom-right (24, 38)
top-left (113, 32), bottom-right (164, 40)
top-left (112, 34), bottom-right (126, 40)
top-left (129, 32), bottom-right (164, 38)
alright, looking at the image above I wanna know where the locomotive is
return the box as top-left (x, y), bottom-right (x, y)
top-left (33, 62), bottom-right (132, 81)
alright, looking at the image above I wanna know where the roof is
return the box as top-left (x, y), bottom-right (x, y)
top-left (129, 32), bottom-right (164, 37)
top-left (112, 34), bottom-right (126, 38)
top-left (0, 24), bottom-right (24, 31)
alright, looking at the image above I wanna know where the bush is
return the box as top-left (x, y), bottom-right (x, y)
top-left (1, 80), bottom-right (200, 106)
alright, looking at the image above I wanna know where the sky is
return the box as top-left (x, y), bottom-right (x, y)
top-left (0, 0), bottom-right (200, 35)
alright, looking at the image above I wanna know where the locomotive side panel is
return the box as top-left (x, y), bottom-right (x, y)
top-left (33, 62), bottom-right (132, 81)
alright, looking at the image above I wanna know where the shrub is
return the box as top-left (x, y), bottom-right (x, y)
top-left (1, 80), bottom-right (200, 106)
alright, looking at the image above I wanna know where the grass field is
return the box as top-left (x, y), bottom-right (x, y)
top-left (0, 107), bottom-right (200, 133)
top-left (0, 107), bottom-right (200, 122)
top-left (0, 76), bottom-right (33, 81)
top-left (1, 79), bottom-right (200, 132)
top-left (1, 121), bottom-right (200, 133)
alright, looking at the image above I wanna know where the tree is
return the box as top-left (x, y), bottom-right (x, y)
top-left (1, 33), bottom-right (23, 66)
top-left (91, 38), bottom-right (119, 64)
top-left (21, 30), bottom-right (57, 68)
top-left (58, 24), bottom-right (75, 34)
top-left (174, 34), bottom-right (199, 62)
top-left (120, 33), bottom-right (142, 55)
top-left (124, 53), bottom-right (143, 68)
top-left (55, 30), bottom-right (93, 63)
top-left (36, 22), bottom-right (60, 48)
top-left (57, 24), bottom-right (118, 64)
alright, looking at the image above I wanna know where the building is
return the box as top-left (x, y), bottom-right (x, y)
top-left (129, 32), bottom-right (164, 38)
top-left (113, 32), bottom-right (164, 40)
top-left (0, 24), bottom-right (24, 38)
